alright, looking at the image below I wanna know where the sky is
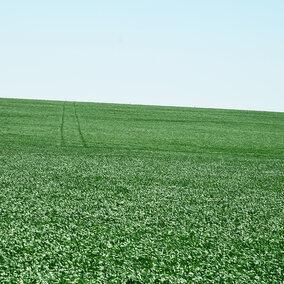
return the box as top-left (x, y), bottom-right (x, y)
top-left (0, 1), bottom-right (283, 112)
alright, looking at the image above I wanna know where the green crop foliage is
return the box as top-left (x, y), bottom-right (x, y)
top-left (0, 98), bottom-right (283, 283)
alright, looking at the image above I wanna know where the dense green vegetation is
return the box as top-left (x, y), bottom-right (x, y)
top-left (0, 98), bottom-right (283, 283)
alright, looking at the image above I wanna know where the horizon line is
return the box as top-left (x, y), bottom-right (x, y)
top-left (1, 96), bottom-right (283, 114)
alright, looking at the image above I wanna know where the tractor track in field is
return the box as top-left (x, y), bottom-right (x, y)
top-left (73, 102), bottom-right (87, 148)
top-left (60, 102), bottom-right (66, 147)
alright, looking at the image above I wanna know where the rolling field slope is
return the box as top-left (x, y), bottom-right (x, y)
top-left (0, 98), bottom-right (283, 282)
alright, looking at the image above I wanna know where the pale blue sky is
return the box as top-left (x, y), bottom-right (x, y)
top-left (1, 1), bottom-right (283, 111)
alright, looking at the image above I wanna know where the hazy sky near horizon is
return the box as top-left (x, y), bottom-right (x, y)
top-left (1, 1), bottom-right (283, 112)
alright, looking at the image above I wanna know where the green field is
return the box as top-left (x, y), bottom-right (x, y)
top-left (0, 98), bottom-right (283, 283)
